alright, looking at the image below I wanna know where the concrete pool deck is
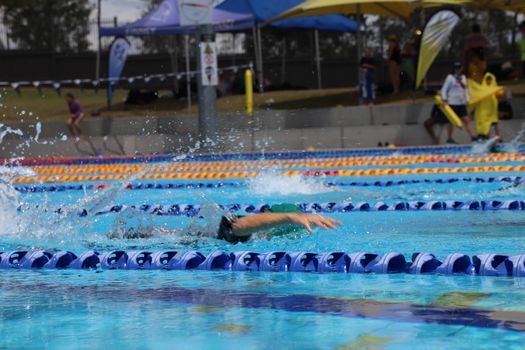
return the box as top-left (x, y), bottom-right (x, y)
top-left (1, 97), bottom-right (524, 158)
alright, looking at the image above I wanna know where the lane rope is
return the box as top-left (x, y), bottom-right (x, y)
top-left (19, 199), bottom-right (525, 217)
top-left (25, 155), bottom-right (525, 175)
top-left (14, 176), bottom-right (525, 193)
top-left (0, 250), bottom-right (523, 277)
top-left (4, 145), bottom-right (522, 167)
top-left (13, 165), bottom-right (525, 183)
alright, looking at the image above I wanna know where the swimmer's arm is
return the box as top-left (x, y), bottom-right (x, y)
top-left (231, 213), bottom-right (341, 237)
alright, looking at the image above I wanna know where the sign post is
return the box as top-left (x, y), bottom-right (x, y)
top-left (179, 0), bottom-right (217, 146)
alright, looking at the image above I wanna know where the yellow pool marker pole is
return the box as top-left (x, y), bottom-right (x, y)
top-left (245, 68), bottom-right (253, 117)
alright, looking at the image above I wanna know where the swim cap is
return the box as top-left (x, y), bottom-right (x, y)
top-left (267, 203), bottom-right (302, 213)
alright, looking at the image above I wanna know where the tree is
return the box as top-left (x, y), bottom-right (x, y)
top-left (1, 0), bottom-right (92, 52)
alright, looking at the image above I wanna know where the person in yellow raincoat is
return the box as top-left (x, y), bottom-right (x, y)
top-left (468, 72), bottom-right (504, 140)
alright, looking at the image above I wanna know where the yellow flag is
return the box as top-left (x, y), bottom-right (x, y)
top-left (416, 10), bottom-right (459, 88)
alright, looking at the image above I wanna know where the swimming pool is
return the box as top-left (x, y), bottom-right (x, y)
top-left (2, 146), bottom-right (525, 349)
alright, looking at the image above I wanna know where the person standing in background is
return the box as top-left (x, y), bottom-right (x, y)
top-left (359, 47), bottom-right (376, 106)
top-left (519, 21), bottom-right (525, 77)
top-left (65, 93), bottom-right (85, 137)
top-left (441, 62), bottom-right (475, 143)
top-left (424, 104), bottom-right (454, 145)
top-left (463, 24), bottom-right (488, 81)
top-left (467, 50), bottom-right (487, 84)
top-left (387, 34), bottom-right (402, 95)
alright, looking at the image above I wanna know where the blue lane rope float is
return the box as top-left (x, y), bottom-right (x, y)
top-left (1, 250), bottom-right (523, 277)
top-left (6, 145), bottom-right (523, 167)
top-left (14, 176), bottom-right (525, 193)
top-left (21, 199), bottom-right (525, 217)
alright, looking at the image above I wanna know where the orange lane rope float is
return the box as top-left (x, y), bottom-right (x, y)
top-left (14, 165), bottom-right (525, 183)
top-left (26, 155), bottom-right (525, 176)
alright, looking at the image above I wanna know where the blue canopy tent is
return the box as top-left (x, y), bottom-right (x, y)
top-left (217, 0), bottom-right (357, 89)
top-left (98, 0), bottom-right (357, 97)
top-left (217, 0), bottom-right (357, 32)
top-left (99, 0), bottom-right (256, 110)
top-left (99, 0), bottom-right (255, 36)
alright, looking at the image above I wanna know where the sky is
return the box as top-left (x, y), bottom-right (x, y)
top-left (90, 0), bottom-right (144, 23)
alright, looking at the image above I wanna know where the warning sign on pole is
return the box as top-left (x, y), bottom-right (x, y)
top-left (179, 0), bottom-right (213, 27)
top-left (200, 42), bottom-right (218, 86)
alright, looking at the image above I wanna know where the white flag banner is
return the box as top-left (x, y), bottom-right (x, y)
top-left (200, 42), bottom-right (218, 86)
top-left (179, 0), bottom-right (213, 26)
top-left (107, 37), bottom-right (131, 106)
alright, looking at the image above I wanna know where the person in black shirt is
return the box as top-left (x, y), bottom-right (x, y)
top-left (388, 34), bottom-right (402, 95)
top-left (360, 47), bottom-right (376, 105)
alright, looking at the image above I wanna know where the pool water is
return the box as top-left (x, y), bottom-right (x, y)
top-left (2, 148), bottom-right (525, 349)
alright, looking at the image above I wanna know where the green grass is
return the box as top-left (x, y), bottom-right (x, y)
top-left (1, 81), bottom-right (524, 122)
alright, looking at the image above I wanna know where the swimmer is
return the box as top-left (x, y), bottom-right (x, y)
top-left (217, 212), bottom-right (341, 243)
top-left (110, 211), bottom-right (341, 243)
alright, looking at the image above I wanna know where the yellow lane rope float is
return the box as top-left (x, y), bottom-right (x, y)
top-left (14, 165), bottom-right (525, 183)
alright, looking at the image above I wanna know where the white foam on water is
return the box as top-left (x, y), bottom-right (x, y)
top-left (248, 170), bottom-right (334, 196)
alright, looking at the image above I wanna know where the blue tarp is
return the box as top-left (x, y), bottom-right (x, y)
top-left (99, 0), bottom-right (255, 36)
top-left (217, 0), bottom-right (357, 32)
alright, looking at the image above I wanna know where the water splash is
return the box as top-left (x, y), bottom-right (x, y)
top-left (0, 177), bottom-right (20, 234)
top-left (0, 147), bottom-right (198, 250)
top-left (503, 122), bottom-right (525, 153)
top-left (33, 122), bottom-right (42, 143)
top-left (470, 136), bottom-right (500, 154)
top-left (0, 162), bottom-right (38, 235)
top-left (0, 123), bottom-right (23, 144)
top-left (248, 170), bottom-right (334, 196)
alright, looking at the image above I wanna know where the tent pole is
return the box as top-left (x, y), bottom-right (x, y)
top-left (256, 25), bottom-right (264, 93)
top-left (420, 8), bottom-right (427, 91)
top-left (281, 36), bottom-right (286, 84)
top-left (252, 26), bottom-right (259, 89)
top-left (169, 36), bottom-right (179, 95)
top-left (314, 29), bottom-right (322, 89)
top-left (95, 0), bottom-right (101, 81)
top-left (185, 34), bottom-right (191, 112)
top-left (356, 4), bottom-right (362, 105)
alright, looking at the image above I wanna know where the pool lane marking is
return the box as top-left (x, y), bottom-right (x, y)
top-left (2, 281), bottom-right (524, 333)
top-left (112, 287), bottom-right (525, 333)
